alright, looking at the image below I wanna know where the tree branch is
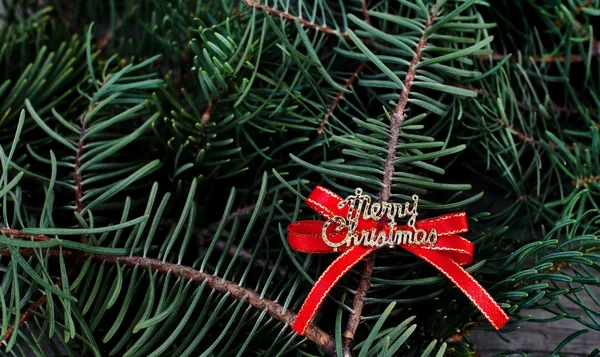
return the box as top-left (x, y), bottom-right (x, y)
top-left (477, 52), bottom-right (599, 64)
top-left (457, 84), bottom-right (598, 119)
top-left (243, 0), bottom-right (349, 40)
top-left (360, 0), bottom-right (371, 25)
top-left (318, 62), bottom-right (366, 134)
top-left (575, 175), bottom-right (600, 188)
top-left (0, 242), bottom-right (335, 355)
top-left (201, 98), bottom-right (218, 126)
top-left (74, 123), bottom-right (86, 227)
top-left (1, 103), bottom-right (91, 348)
top-left (0, 228), bottom-right (50, 241)
top-left (494, 118), bottom-right (543, 147)
top-left (342, 4), bottom-right (441, 354)
top-left (97, 254), bottom-right (334, 352)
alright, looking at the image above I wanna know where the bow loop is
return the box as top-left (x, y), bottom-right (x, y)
top-left (287, 186), bottom-right (508, 335)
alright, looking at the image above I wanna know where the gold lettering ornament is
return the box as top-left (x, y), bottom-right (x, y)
top-left (321, 188), bottom-right (437, 251)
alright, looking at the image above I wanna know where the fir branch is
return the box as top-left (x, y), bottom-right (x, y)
top-left (0, 293), bottom-right (48, 346)
top-left (318, 0), bottom-right (371, 135)
top-left (1, 96), bottom-right (93, 349)
top-left (243, 0), bottom-right (350, 40)
top-left (343, 3), bottom-right (440, 354)
top-left (0, 222), bottom-right (60, 344)
top-left (447, 261), bottom-right (571, 343)
top-left (318, 62), bottom-right (366, 134)
top-left (575, 175), bottom-right (600, 188)
top-left (1, 258), bottom-right (71, 346)
top-left (74, 123), bottom-right (86, 226)
top-left (101, 254), bottom-right (335, 351)
top-left (494, 118), bottom-right (543, 147)
top-left (360, 0), bottom-right (371, 25)
top-left (494, 118), bottom-right (572, 151)
top-left (478, 52), bottom-right (599, 64)
top-left (513, 262), bottom-right (569, 291)
top-left (0, 236), bottom-right (335, 355)
top-left (0, 228), bottom-right (51, 241)
top-left (459, 84), bottom-right (598, 117)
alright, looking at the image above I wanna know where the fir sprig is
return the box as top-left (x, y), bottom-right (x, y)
top-left (2, 0), bottom-right (600, 356)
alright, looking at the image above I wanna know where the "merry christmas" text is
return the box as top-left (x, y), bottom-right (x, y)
top-left (321, 188), bottom-right (437, 251)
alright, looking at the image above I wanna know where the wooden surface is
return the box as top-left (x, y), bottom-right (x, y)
top-left (470, 284), bottom-right (600, 356)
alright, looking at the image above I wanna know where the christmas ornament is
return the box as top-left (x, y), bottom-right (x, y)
top-left (287, 186), bottom-right (509, 335)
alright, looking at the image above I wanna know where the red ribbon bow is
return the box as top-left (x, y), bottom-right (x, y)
top-left (287, 186), bottom-right (508, 335)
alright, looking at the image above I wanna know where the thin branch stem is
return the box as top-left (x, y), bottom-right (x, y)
top-left (0, 243), bottom-right (335, 354)
top-left (318, 62), bottom-right (366, 134)
top-left (457, 84), bottom-right (598, 118)
top-left (575, 175), bottom-right (600, 188)
top-left (243, 0), bottom-right (349, 40)
top-left (201, 98), bottom-right (218, 126)
top-left (0, 228), bottom-right (50, 241)
top-left (101, 254), bottom-right (335, 352)
top-left (0, 295), bottom-right (47, 346)
top-left (494, 118), bottom-right (576, 151)
top-left (342, 4), bottom-right (440, 354)
top-left (74, 124), bottom-right (86, 225)
top-left (494, 119), bottom-right (543, 147)
top-left (477, 52), bottom-right (599, 64)
top-left (360, 0), bottom-right (371, 25)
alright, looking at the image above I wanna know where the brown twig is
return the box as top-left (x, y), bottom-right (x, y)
top-left (575, 175), bottom-right (600, 188)
top-left (342, 254), bottom-right (375, 355)
top-left (342, 4), bottom-right (441, 355)
top-left (243, 0), bottom-right (349, 40)
top-left (494, 118), bottom-right (543, 147)
top-left (493, 118), bottom-right (578, 151)
top-left (74, 124), bottom-right (86, 230)
top-left (201, 98), bottom-right (218, 126)
top-left (0, 294), bottom-right (48, 347)
top-left (457, 84), bottom-right (598, 118)
top-left (360, 0), bottom-right (371, 25)
top-left (446, 321), bottom-right (480, 343)
top-left (477, 53), bottom-right (593, 64)
top-left (477, 9), bottom-right (600, 65)
top-left (318, 62), bottom-right (366, 134)
top-left (0, 228), bottom-right (50, 241)
top-left (100, 254), bottom-right (335, 353)
top-left (512, 262), bottom-right (569, 292)
top-left (0, 242), bottom-right (335, 354)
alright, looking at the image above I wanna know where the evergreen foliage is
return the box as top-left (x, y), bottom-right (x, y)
top-left (1, 0), bottom-right (600, 356)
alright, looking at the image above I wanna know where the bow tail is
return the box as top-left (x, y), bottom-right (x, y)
top-left (293, 246), bottom-right (374, 335)
top-left (404, 246), bottom-right (509, 330)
